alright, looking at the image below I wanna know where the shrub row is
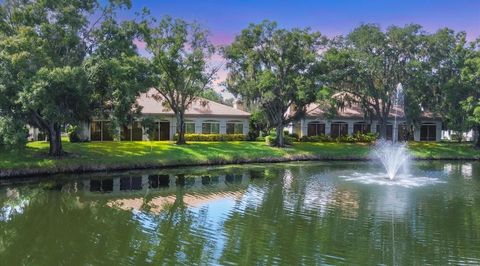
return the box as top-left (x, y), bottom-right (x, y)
top-left (299, 132), bottom-right (377, 143)
top-left (174, 134), bottom-right (246, 141)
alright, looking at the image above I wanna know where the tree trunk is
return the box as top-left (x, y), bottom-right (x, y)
top-left (275, 124), bottom-right (285, 147)
top-left (176, 112), bottom-right (186, 145)
top-left (48, 123), bottom-right (63, 156)
top-left (378, 119), bottom-right (387, 140)
top-left (475, 126), bottom-right (480, 148)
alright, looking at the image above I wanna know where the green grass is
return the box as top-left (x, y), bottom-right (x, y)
top-left (0, 140), bottom-right (477, 176)
top-left (408, 141), bottom-right (479, 159)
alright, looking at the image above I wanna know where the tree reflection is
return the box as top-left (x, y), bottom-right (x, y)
top-left (0, 162), bottom-right (479, 265)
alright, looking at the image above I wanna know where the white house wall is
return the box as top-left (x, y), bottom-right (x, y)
top-left (84, 116), bottom-right (250, 141)
top-left (297, 118), bottom-right (443, 142)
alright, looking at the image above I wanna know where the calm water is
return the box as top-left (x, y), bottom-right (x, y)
top-left (0, 161), bottom-right (479, 265)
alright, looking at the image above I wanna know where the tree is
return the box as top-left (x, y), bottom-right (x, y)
top-left (0, 0), bottom-right (100, 155)
top-left (200, 88), bottom-right (224, 104)
top-left (145, 17), bottom-right (219, 145)
top-left (0, 0), bottom-right (146, 155)
top-left (413, 29), bottom-right (470, 137)
top-left (85, 12), bottom-right (152, 140)
top-left (223, 21), bottom-right (324, 146)
top-left (322, 24), bottom-right (425, 139)
top-left (460, 39), bottom-right (480, 147)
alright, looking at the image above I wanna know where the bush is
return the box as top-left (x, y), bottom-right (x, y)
top-left (246, 131), bottom-right (259, 141)
top-left (264, 132), bottom-right (294, 146)
top-left (352, 132), bottom-right (378, 143)
top-left (67, 125), bottom-right (81, 143)
top-left (450, 132), bottom-right (463, 142)
top-left (256, 136), bottom-right (266, 142)
top-left (265, 135), bottom-right (276, 146)
top-left (300, 134), bottom-right (332, 142)
top-left (336, 134), bottom-right (356, 143)
top-left (300, 132), bottom-right (377, 143)
top-left (0, 116), bottom-right (28, 150)
top-left (173, 134), bottom-right (246, 141)
top-left (285, 132), bottom-right (299, 141)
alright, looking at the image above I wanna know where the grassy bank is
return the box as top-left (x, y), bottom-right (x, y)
top-left (0, 141), bottom-right (478, 177)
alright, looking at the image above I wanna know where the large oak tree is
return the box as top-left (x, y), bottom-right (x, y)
top-left (0, 0), bottom-right (148, 155)
top-left (322, 24), bottom-right (425, 139)
top-left (223, 21), bottom-right (325, 146)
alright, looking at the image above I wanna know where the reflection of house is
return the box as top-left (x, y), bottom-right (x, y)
top-left (290, 103), bottom-right (442, 141)
top-left (84, 89), bottom-right (250, 141)
top-left (82, 173), bottom-right (250, 196)
top-left (80, 173), bottom-right (250, 213)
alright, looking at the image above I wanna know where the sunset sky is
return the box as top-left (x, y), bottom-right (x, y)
top-left (122, 0), bottom-right (480, 96)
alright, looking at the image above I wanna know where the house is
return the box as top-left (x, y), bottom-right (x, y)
top-left (289, 103), bottom-right (443, 141)
top-left (83, 89), bottom-right (250, 141)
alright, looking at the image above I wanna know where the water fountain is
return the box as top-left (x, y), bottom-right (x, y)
top-left (372, 83), bottom-right (410, 180)
top-left (373, 140), bottom-right (410, 180)
top-left (339, 83), bottom-right (443, 187)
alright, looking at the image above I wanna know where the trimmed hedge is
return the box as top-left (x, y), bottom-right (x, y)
top-left (300, 132), bottom-right (377, 143)
top-left (174, 134), bottom-right (246, 141)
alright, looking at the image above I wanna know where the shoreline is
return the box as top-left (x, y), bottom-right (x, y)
top-left (1, 154), bottom-right (478, 178)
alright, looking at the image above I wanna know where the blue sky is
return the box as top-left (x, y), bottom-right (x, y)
top-left (121, 0), bottom-right (480, 96)
top-left (125, 0), bottom-right (479, 44)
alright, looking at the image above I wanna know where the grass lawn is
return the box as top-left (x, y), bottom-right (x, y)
top-left (0, 140), bottom-right (478, 177)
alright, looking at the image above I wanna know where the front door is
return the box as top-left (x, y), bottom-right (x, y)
top-left (159, 122), bottom-right (170, 140)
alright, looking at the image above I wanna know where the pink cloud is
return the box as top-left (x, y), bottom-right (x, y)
top-left (210, 31), bottom-right (234, 45)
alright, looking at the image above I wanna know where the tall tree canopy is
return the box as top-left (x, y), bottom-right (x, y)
top-left (460, 39), bottom-right (480, 147)
top-left (223, 21), bottom-right (325, 146)
top-left (322, 24), bottom-right (427, 139)
top-left (0, 0), bottom-right (148, 155)
top-left (85, 9), bottom-right (152, 140)
top-left (145, 17), bottom-right (218, 145)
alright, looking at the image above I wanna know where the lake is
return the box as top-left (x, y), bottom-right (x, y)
top-left (1, 161), bottom-right (479, 265)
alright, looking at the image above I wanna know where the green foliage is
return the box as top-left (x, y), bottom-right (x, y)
top-left (67, 125), bottom-right (81, 143)
top-left (300, 132), bottom-right (377, 143)
top-left (223, 20), bottom-right (325, 146)
top-left (145, 17), bottom-right (218, 144)
top-left (264, 132), bottom-right (294, 146)
top-left (322, 24), bottom-right (426, 138)
top-left (300, 134), bottom-right (332, 142)
top-left (247, 110), bottom-right (270, 140)
top-left (174, 134), bottom-right (246, 142)
top-left (0, 116), bottom-right (28, 150)
top-left (140, 117), bottom-right (157, 140)
top-left (200, 88), bottom-right (224, 104)
top-left (0, 0), bottom-right (137, 155)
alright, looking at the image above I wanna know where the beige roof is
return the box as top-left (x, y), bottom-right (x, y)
top-left (137, 89), bottom-right (250, 118)
top-left (306, 103), bottom-right (439, 120)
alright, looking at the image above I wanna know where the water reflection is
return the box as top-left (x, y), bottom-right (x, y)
top-left (0, 161), bottom-right (479, 265)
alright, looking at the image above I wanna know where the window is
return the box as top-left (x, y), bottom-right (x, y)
top-left (149, 175), bottom-right (170, 188)
top-left (307, 122), bottom-right (325, 136)
top-left (353, 122), bottom-right (371, 134)
top-left (330, 122), bottom-right (348, 138)
top-left (420, 124), bottom-right (437, 141)
top-left (90, 121), bottom-right (113, 141)
top-left (202, 121), bottom-right (220, 134)
top-left (226, 121), bottom-right (244, 134)
top-left (120, 176), bottom-right (142, 191)
top-left (185, 122), bottom-right (196, 134)
top-left (90, 179), bottom-right (113, 192)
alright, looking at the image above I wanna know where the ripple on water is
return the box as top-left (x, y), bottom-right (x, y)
top-left (339, 172), bottom-right (446, 188)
